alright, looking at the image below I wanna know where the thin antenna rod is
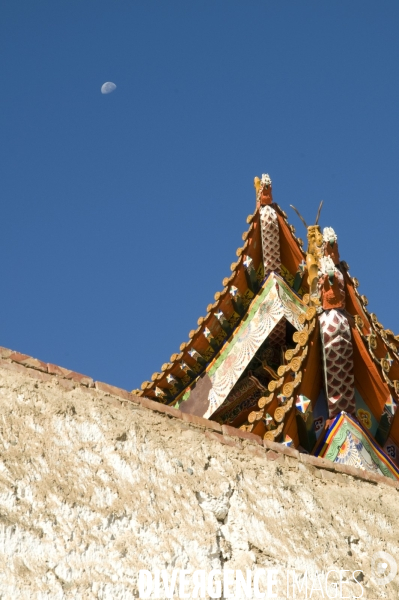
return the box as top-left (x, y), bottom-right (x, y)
top-left (315, 201), bottom-right (323, 225)
top-left (290, 205), bottom-right (308, 229)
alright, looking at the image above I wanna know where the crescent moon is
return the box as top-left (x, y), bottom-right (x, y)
top-left (101, 82), bottom-right (117, 94)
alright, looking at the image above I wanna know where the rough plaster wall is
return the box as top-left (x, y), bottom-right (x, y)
top-left (0, 367), bottom-right (397, 599)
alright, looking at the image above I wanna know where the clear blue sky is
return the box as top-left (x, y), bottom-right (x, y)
top-left (1, 1), bottom-right (398, 391)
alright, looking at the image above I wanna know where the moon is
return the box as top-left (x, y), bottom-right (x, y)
top-left (101, 82), bottom-right (117, 94)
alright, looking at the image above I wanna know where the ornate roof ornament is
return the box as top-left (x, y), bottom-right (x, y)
top-left (261, 173), bottom-right (272, 187)
top-left (282, 435), bottom-right (294, 447)
top-left (319, 255), bottom-right (336, 276)
top-left (290, 201), bottom-right (324, 306)
top-left (385, 395), bottom-right (397, 416)
top-left (323, 226), bottom-right (340, 265)
top-left (296, 394), bottom-right (311, 414)
top-left (243, 255), bottom-right (253, 269)
top-left (188, 349), bottom-right (202, 362)
top-left (254, 173), bottom-right (273, 206)
top-left (323, 227), bottom-right (337, 243)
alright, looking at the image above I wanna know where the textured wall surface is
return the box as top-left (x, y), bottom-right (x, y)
top-left (0, 364), bottom-right (398, 599)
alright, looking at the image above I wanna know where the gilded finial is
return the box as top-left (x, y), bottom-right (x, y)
top-left (290, 203), bottom-right (324, 305)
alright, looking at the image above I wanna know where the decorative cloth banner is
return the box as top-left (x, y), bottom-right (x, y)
top-left (319, 309), bottom-right (355, 418)
top-left (179, 274), bottom-right (306, 419)
top-left (205, 275), bottom-right (306, 417)
top-left (259, 205), bottom-right (281, 274)
top-left (315, 412), bottom-right (399, 481)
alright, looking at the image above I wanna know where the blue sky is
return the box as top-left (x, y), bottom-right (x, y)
top-left (1, 1), bottom-right (398, 391)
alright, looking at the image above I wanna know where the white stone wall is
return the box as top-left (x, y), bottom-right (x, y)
top-left (0, 365), bottom-right (397, 599)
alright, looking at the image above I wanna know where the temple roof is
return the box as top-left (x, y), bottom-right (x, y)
top-left (134, 174), bottom-right (399, 477)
